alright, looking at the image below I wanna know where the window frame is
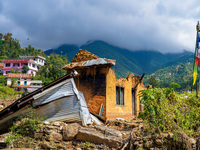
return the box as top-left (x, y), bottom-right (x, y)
top-left (5, 63), bottom-right (10, 67)
top-left (116, 86), bottom-right (125, 105)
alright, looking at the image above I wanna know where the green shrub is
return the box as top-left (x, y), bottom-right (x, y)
top-left (139, 87), bottom-right (200, 135)
top-left (6, 109), bottom-right (42, 145)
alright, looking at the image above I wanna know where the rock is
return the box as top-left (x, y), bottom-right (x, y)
top-left (57, 144), bottom-right (66, 149)
top-left (53, 121), bottom-right (61, 127)
top-left (155, 139), bottom-right (163, 146)
top-left (76, 126), bottom-right (122, 148)
top-left (167, 133), bottom-right (174, 139)
top-left (136, 144), bottom-right (143, 149)
top-left (144, 140), bottom-right (153, 149)
top-left (42, 140), bottom-right (54, 149)
top-left (136, 137), bottom-right (141, 141)
top-left (134, 141), bottom-right (139, 146)
top-left (46, 132), bottom-right (63, 142)
top-left (63, 123), bottom-right (81, 140)
top-left (34, 133), bottom-right (44, 140)
top-left (44, 125), bottom-right (59, 134)
top-left (43, 121), bottom-right (50, 125)
top-left (160, 133), bottom-right (168, 138)
top-left (94, 125), bottom-right (122, 138)
top-left (188, 138), bottom-right (196, 145)
top-left (139, 140), bottom-right (143, 144)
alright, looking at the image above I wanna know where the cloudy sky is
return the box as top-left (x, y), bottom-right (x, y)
top-left (0, 0), bottom-right (199, 53)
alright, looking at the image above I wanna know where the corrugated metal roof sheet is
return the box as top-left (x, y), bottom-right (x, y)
top-left (33, 79), bottom-right (74, 107)
top-left (62, 58), bottom-right (116, 70)
top-left (0, 72), bottom-right (75, 119)
top-left (33, 77), bottom-right (92, 126)
top-left (35, 96), bottom-right (82, 123)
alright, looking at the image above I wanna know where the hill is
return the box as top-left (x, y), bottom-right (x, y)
top-left (45, 40), bottom-right (194, 77)
top-left (143, 61), bottom-right (195, 91)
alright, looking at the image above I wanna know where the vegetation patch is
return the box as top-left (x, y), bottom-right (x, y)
top-left (139, 86), bottom-right (200, 136)
top-left (6, 109), bottom-right (42, 149)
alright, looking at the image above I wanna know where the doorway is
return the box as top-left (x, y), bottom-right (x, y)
top-left (132, 89), bottom-right (137, 115)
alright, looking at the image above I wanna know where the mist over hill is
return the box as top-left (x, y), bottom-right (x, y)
top-left (45, 40), bottom-right (194, 78)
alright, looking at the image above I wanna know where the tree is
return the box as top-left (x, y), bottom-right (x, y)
top-left (11, 78), bottom-right (18, 87)
top-left (10, 69), bottom-right (20, 73)
top-left (148, 76), bottom-right (159, 88)
top-left (22, 65), bottom-right (29, 73)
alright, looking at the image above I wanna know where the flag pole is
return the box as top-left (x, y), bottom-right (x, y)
top-left (196, 79), bottom-right (198, 98)
top-left (192, 21), bottom-right (200, 97)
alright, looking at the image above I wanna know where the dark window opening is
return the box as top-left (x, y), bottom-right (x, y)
top-left (6, 63), bottom-right (10, 67)
top-left (116, 86), bottom-right (124, 105)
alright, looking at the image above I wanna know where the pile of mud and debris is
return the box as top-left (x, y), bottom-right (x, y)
top-left (0, 116), bottom-right (198, 150)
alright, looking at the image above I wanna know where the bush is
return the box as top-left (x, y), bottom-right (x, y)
top-left (6, 109), bottom-right (42, 146)
top-left (139, 87), bottom-right (200, 135)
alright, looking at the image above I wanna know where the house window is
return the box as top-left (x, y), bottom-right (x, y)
top-left (6, 63), bottom-right (10, 67)
top-left (17, 81), bottom-right (20, 85)
top-left (14, 63), bottom-right (19, 67)
top-left (24, 81), bottom-right (27, 85)
top-left (6, 71), bottom-right (10, 74)
top-left (116, 86), bottom-right (124, 105)
top-left (32, 64), bottom-right (35, 68)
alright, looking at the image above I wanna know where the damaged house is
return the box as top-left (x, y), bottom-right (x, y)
top-left (0, 49), bottom-right (146, 133)
top-left (0, 71), bottom-right (92, 133)
top-left (61, 49), bottom-right (146, 120)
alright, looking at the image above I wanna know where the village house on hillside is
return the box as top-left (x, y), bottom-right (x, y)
top-left (62, 49), bottom-right (146, 120)
top-left (7, 73), bottom-right (42, 92)
top-left (1, 55), bottom-right (45, 76)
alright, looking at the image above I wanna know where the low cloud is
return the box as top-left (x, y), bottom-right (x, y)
top-left (0, 0), bottom-right (199, 53)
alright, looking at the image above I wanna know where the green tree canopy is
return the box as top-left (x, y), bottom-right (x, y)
top-left (147, 76), bottom-right (159, 88)
top-left (22, 65), bottom-right (29, 74)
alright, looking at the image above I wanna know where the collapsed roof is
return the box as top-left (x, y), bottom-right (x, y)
top-left (0, 71), bottom-right (92, 133)
top-left (62, 49), bottom-right (116, 70)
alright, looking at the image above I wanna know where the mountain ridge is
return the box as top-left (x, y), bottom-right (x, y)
top-left (44, 40), bottom-right (194, 77)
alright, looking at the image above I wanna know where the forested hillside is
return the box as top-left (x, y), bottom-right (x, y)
top-left (0, 33), bottom-right (68, 85)
top-left (0, 33), bottom-right (46, 59)
top-left (45, 40), bottom-right (194, 78)
top-left (143, 62), bottom-right (195, 91)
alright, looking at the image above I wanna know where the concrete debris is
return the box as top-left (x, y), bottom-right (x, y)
top-left (76, 126), bottom-right (122, 148)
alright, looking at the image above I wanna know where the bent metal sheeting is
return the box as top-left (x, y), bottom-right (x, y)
top-left (33, 78), bottom-right (92, 126)
top-left (61, 58), bottom-right (116, 70)
top-left (0, 71), bottom-right (92, 133)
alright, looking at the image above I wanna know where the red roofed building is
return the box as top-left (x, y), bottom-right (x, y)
top-left (7, 73), bottom-right (32, 87)
top-left (1, 55), bottom-right (45, 76)
top-left (0, 63), bottom-right (4, 74)
top-left (7, 73), bottom-right (42, 92)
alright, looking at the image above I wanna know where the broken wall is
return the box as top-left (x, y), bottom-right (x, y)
top-left (74, 67), bottom-right (108, 116)
top-left (106, 69), bottom-right (145, 120)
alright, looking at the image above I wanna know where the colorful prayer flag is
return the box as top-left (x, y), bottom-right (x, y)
top-left (192, 22), bottom-right (200, 86)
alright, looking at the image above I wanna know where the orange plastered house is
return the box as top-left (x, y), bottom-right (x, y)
top-left (62, 49), bottom-right (146, 120)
